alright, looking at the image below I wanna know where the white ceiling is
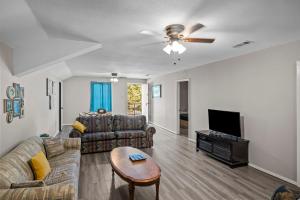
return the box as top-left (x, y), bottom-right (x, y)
top-left (1, 0), bottom-right (300, 78)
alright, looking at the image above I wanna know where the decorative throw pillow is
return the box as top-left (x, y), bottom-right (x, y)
top-left (30, 151), bottom-right (51, 180)
top-left (11, 180), bottom-right (45, 188)
top-left (72, 120), bottom-right (87, 133)
top-left (43, 138), bottom-right (65, 158)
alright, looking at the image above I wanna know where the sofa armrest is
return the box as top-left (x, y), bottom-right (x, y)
top-left (69, 129), bottom-right (81, 138)
top-left (144, 125), bottom-right (156, 136)
top-left (0, 183), bottom-right (76, 200)
top-left (64, 138), bottom-right (81, 150)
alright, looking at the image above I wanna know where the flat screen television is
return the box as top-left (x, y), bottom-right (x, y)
top-left (208, 109), bottom-right (241, 137)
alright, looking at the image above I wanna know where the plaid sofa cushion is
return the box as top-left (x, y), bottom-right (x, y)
top-left (43, 138), bottom-right (65, 159)
top-left (81, 132), bottom-right (116, 142)
top-left (48, 149), bottom-right (80, 168)
top-left (76, 115), bottom-right (113, 133)
top-left (45, 164), bottom-right (77, 185)
top-left (113, 115), bottom-right (146, 131)
top-left (115, 130), bottom-right (146, 139)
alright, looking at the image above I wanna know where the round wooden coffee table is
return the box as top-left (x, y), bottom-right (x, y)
top-left (110, 147), bottom-right (161, 200)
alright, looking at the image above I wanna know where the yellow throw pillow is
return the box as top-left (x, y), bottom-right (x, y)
top-left (30, 151), bottom-right (51, 180)
top-left (72, 120), bottom-right (87, 133)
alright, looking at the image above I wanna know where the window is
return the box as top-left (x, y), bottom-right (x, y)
top-left (90, 82), bottom-right (112, 112)
top-left (127, 83), bottom-right (142, 115)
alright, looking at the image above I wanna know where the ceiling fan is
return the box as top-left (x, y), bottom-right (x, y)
top-left (143, 23), bottom-right (215, 55)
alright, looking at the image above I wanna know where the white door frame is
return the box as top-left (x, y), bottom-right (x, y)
top-left (297, 61), bottom-right (300, 186)
top-left (176, 79), bottom-right (191, 138)
top-left (141, 83), bottom-right (149, 122)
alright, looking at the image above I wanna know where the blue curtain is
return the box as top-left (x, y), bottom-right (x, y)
top-left (90, 82), bottom-right (112, 112)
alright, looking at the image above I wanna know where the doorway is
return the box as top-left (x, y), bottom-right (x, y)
top-left (58, 82), bottom-right (62, 132)
top-left (177, 80), bottom-right (189, 137)
top-left (297, 61), bottom-right (300, 186)
top-left (127, 83), bottom-right (149, 120)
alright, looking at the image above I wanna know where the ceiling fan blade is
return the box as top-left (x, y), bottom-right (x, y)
top-left (183, 38), bottom-right (215, 43)
top-left (187, 23), bottom-right (205, 35)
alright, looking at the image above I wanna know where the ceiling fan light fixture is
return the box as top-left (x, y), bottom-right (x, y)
top-left (172, 41), bottom-right (186, 54)
top-left (163, 41), bottom-right (186, 55)
top-left (163, 44), bottom-right (172, 54)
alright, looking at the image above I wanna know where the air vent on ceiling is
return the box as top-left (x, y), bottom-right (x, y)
top-left (233, 41), bottom-right (254, 48)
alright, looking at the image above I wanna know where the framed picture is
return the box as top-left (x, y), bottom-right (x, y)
top-left (19, 108), bottom-right (25, 119)
top-left (13, 83), bottom-right (21, 98)
top-left (20, 87), bottom-right (24, 98)
top-left (46, 78), bottom-right (53, 96)
top-left (6, 86), bottom-right (15, 99)
top-left (49, 95), bottom-right (52, 110)
top-left (52, 81), bottom-right (56, 95)
top-left (152, 85), bottom-right (162, 98)
top-left (6, 112), bottom-right (13, 123)
top-left (13, 98), bottom-right (21, 117)
top-left (3, 99), bottom-right (13, 113)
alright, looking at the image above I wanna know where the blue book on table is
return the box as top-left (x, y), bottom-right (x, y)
top-left (129, 153), bottom-right (146, 161)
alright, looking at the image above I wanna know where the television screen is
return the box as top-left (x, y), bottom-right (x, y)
top-left (208, 109), bottom-right (241, 137)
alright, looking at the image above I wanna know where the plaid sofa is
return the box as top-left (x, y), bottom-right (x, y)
top-left (0, 136), bottom-right (81, 200)
top-left (69, 115), bottom-right (156, 154)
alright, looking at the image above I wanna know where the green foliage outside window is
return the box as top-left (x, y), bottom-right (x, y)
top-left (128, 84), bottom-right (142, 115)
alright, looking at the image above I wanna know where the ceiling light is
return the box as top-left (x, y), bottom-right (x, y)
top-left (163, 44), bottom-right (172, 54)
top-left (163, 41), bottom-right (186, 55)
top-left (172, 41), bottom-right (186, 54)
top-left (110, 73), bottom-right (119, 83)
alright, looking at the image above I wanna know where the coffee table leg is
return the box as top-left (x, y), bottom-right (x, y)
top-left (156, 179), bottom-right (160, 200)
top-left (128, 182), bottom-right (135, 200)
top-left (112, 168), bottom-right (115, 177)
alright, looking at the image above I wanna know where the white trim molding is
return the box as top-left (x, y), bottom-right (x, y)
top-left (188, 138), bottom-right (196, 143)
top-left (249, 163), bottom-right (298, 187)
top-left (150, 122), bottom-right (177, 134)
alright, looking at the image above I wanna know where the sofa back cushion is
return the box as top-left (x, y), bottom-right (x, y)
top-left (113, 115), bottom-right (146, 131)
top-left (76, 115), bottom-right (113, 133)
top-left (0, 137), bottom-right (45, 189)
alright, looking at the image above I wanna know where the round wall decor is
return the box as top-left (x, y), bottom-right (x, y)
top-left (6, 86), bottom-right (15, 99)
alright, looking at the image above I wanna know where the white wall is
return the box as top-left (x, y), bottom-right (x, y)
top-left (0, 42), bottom-right (61, 156)
top-left (63, 76), bottom-right (146, 124)
top-left (149, 40), bottom-right (300, 181)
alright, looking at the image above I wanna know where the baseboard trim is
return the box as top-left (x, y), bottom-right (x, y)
top-left (188, 138), bottom-right (196, 143)
top-left (53, 131), bottom-right (60, 138)
top-left (149, 122), bottom-right (177, 135)
top-left (249, 163), bottom-right (299, 187)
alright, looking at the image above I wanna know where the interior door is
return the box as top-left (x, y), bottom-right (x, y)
top-left (141, 84), bottom-right (149, 122)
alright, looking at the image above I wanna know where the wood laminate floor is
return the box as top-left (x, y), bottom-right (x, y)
top-left (61, 126), bottom-right (299, 200)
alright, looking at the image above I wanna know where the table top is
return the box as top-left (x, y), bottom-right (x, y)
top-left (110, 147), bottom-right (161, 184)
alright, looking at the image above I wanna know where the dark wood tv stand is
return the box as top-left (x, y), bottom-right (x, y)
top-left (196, 130), bottom-right (249, 168)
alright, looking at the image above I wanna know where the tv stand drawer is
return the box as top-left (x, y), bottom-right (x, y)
top-left (213, 145), bottom-right (231, 160)
top-left (199, 140), bottom-right (212, 152)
